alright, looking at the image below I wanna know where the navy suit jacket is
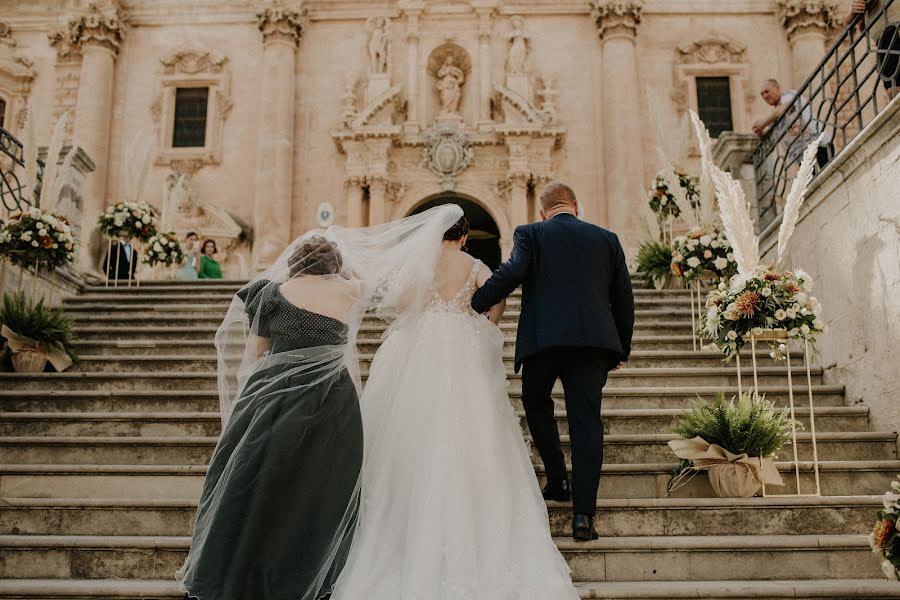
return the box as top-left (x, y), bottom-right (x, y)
top-left (471, 213), bottom-right (635, 372)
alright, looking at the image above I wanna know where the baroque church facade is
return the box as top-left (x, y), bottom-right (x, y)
top-left (0, 0), bottom-right (843, 275)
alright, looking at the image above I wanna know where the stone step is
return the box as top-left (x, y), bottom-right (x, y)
top-left (0, 406), bottom-right (866, 438)
top-left (1, 431), bottom-right (892, 466)
top-left (68, 350), bottom-right (807, 373)
top-left (0, 496), bottom-right (881, 538)
top-left (3, 579), bottom-right (900, 600)
top-left (3, 578), bottom-right (899, 600)
top-left (0, 385), bottom-right (847, 413)
top-left (0, 534), bottom-right (881, 582)
top-left (2, 460), bottom-right (894, 500)
top-left (523, 432), bottom-right (896, 465)
top-left (0, 367), bottom-right (826, 392)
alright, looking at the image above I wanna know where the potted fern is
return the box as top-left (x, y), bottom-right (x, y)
top-left (668, 392), bottom-right (796, 497)
top-left (0, 292), bottom-right (76, 372)
top-left (636, 240), bottom-right (674, 290)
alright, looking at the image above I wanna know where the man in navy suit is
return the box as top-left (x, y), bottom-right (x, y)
top-left (471, 182), bottom-right (634, 541)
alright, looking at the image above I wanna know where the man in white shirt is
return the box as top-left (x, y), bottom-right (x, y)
top-left (752, 79), bottom-right (834, 168)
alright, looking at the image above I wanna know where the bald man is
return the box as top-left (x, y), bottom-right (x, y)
top-left (471, 182), bottom-right (634, 541)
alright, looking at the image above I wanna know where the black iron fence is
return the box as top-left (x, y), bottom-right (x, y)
top-left (0, 125), bottom-right (45, 215)
top-left (753, 0), bottom-right (898, 229)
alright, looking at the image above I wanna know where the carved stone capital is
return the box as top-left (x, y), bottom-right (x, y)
top-left (591, 0), bottom-right (643, 40)
top-left (776, 0), bottom-right (839, 40)
top-left (60, 3), bottom-right (128, 55)
top-left (257, 1), bottom-right (307, 47)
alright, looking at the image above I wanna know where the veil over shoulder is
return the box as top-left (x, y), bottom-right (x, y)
top-left (177, 203), bottom-right (463, 600)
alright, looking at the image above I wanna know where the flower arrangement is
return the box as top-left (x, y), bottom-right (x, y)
top-left (670, 226), bottom-right (736, 283)
top-left (143, 231), bottom-right (184, 268)
top-left (649, 168), bottom-right (699, 220)
top-left (701, 269), bottom-right (825, 360)
top-left (636, 240), bottom-right (674, 289)
top-left (98, 202), bottom-right (158, 242)
top-left (689, 111), bottom-right (827, 362)
top-left (870, 476), bottom-right (900, 581)
top-left (0, 291), bottom-right (76, 372)
top-left (668, 392), bottom-right (796, 497)
top-left (0, 208), bottom-right (76, 269)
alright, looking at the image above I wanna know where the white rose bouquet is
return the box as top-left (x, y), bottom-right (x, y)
top-left (701, 268), bottom-right (825, 360)
top-left (670, 226), bottom-right (737, 283)
top-left (0, 208), bottom-right (77, 269)
top-left (870, 476), bottom-right (900, 581)
top-left (648, 168), bottom-right (699, 221)
top-left (142, 231), bottom-right (184, 268)
top-left (98, 202), bottom-right (158, 243)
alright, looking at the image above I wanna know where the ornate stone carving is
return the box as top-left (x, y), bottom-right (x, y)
top-left (537, 76), bottom-right (559, 125)
top-left (676, 34), bottom-right (747, 65)
top-left (48, 22), bottom-right (83, 62)
top-left (423, 122), bottom-right (474, 190)
top-left (0, 22), bottom-right (14, 48)
top-left (161, 46), bottom-right (227, 75)
top-left (61, 3), bottom-right (128, 55)
top-left (340, 72), bottom-right (359, 127)
top-left (53, 70), bottom-right (80, 138)
top-left (367, 17), bottom-right (391, 75)
top-left (776, 0), bottom-right (840, 39)
top-left (506, 16), bottom-right (529, 76)
top-left (0, 25), bottom-right (36, 133)
top-left (591, 0), bottom-right (643, 39)
top-left (257, 1), bottom-right (306, 46)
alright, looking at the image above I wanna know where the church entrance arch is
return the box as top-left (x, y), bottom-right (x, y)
top-left (408, 194), bottom-right (501, 269)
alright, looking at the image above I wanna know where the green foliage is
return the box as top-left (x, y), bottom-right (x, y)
top-left (673, 392), bottom-right (797, 458)
top-left (0, 292), bottom-right (78, 360)
top-left (636, 241), bottom-right (673, 288)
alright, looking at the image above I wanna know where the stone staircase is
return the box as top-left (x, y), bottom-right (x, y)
top-left (1, 279), bottom-right (899, 599)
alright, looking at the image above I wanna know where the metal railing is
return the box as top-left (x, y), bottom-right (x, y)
top-left (0, 125), bottom-right (45, 216)
top-left (753, 0), bottom-right (898, 229)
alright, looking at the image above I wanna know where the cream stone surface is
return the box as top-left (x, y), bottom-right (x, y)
top-left (1, 0), bottom-right (829, 274)
top-left (760, 97), bottom-right (900, 436)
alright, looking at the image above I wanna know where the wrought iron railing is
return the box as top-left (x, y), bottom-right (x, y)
top-left (753, 0), bottom-right (898, 229)
top-left (0, 125), bottom-right (45, 215)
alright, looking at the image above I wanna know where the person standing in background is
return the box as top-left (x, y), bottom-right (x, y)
top-left (176, 232), bottom-right (200, 281)
top-left (103, 237), bottom-right (138, 282)
top-left (198, 239), bottom-right (223, 280)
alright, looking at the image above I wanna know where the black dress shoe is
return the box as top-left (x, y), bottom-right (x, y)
top-left (542, 479), bottom-right (571, 501)
top-left (572, 513), bottom-right (599, 542)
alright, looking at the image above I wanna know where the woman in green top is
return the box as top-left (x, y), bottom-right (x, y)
top-left (198, 239), bottom-right (224, 279)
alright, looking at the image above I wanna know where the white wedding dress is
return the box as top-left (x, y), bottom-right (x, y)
top-left (331, 257), bottom-right (579, 600)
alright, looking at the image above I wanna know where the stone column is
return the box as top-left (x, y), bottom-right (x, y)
top-left (508, 173), bottom-right (529, 229)
top-left (476, 7), bottom-right (494, 124)
top-left (592, 1), bottom-right (645, 246)
top-left (402, 3), bottom-right (422, 127)
top-left (777, 0), bottom-right (837, 88)
top-left (68, 5), bottom-right (125, 269)
top-left (253, 4), bottom-right (305, 271)
top-left (345, 177), bottom-right (365, 228)
top-left (367, 177), bottom-right (387, 227)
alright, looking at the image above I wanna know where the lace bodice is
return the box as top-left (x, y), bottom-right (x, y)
top-left (426, 259), bottom-right (483, 315)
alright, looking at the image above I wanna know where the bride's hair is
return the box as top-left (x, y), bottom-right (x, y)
top-left (443, 216), bottom-right (469, 241)
top-left (289, 236), bottom-right (343, 277)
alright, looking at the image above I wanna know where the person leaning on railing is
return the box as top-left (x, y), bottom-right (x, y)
top-left (845, 0), bottom-right (900, 98)
top-left (752, 79), bottom-right (834, 169)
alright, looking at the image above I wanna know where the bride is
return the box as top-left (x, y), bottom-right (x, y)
top-left (332, 208), bottom-right (579, 600)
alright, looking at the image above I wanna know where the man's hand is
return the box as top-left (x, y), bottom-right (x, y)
top-left (613, 361), bottom-right (626, 371)
top-left (849, 0), bottom-right (867, 14)
top-left (752, 120), bottom-right (766, 137)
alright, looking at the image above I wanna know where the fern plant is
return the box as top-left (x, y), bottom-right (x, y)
top-left (636, 241), bottom-right (673, 289)
top-left (0, 292), bottom-right (78, 360)
top-left (667, 392), bottom-right (798, 494)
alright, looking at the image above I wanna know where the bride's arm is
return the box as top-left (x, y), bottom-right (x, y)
top-left (476, 264), bottom-right (506, 325)
top-left (248, 334), bottom-right (271, 359)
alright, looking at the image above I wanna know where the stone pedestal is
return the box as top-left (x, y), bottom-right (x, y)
top-left (253, 5), bottom-right (305, 271)
top-left (37, 145), bottom-right (95, 240)
top-left (713, 132), bottom-right (761, 229)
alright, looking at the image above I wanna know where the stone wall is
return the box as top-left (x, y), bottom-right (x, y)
top-left (759, 97), bottom-right (900, 435)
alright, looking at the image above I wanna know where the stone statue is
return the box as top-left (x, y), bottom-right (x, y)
top-left (506, 16), bottom-right (529, 76)
top-left (436, 56), bottom-right (465, 116)
top-left (367, 17), bottom-right (390, 75)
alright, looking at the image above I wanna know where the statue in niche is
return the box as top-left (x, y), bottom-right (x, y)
top-left (436, 56), bottom-right (465, 116)
top-left (366, 17), bottom-right (390, 75)
top-left (506, 16), bottom-right (529, 76)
